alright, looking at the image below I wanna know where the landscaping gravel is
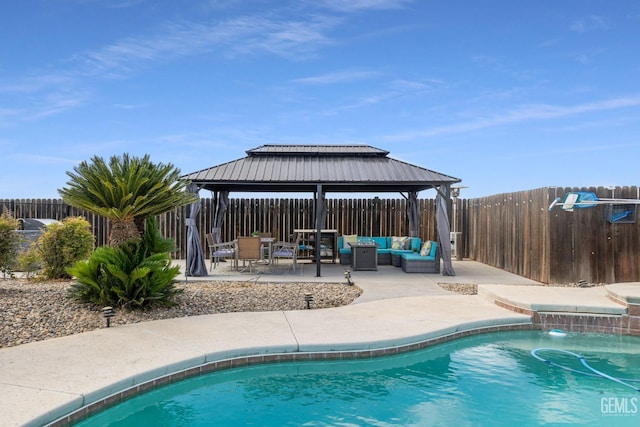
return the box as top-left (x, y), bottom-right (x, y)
top-left (0, 279), bottom-right (362, 348)
top-left (438, 281), bottom-right (605, 296)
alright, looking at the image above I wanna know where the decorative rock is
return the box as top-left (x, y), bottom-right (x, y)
top-left (0, 279), bottom-right (361, 348)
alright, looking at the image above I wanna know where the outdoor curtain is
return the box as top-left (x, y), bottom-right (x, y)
top-left (212, 191), bottom-right (229, 244)
top-left (436, 190), bottom-right (456, 276)
top-left (185, 183), bottom-right (208, 277)
top-left (408, 191), bottom-right (420, 237)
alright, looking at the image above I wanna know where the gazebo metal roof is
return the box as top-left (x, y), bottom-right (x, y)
top-left (182, 144), bottom-right (461, 193)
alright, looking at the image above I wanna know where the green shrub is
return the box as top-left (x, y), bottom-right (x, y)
top-left (67, 217), bottom-right (181, 308)
top-left (39, 217), bottom-right (95, 279)
top-left (17, 245), bottom-right (43, 278)
top-left (0, 211), bottom-right (21, 276)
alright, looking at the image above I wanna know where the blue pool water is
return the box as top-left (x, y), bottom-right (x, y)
top-left (76, 331), bottom-right (640, 426)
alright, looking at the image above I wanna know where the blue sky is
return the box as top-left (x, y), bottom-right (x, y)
top-left (1, 0), bottom-right (639, 199)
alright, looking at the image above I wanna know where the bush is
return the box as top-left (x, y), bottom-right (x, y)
top-left (67, 217), bottom-right (181, 308)
top-left (17, 246), bottom-right (43, 278)
top-left (39, 217), bottom-right (95, 279)
top-left (0, 211), bottom-right (21, 276)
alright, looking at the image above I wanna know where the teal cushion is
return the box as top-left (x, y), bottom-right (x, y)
top-left (372, 237), bottom-right (387, 249)
top-left (402, 253), bottom-right (436, 261)
top-left (390, 248), bottom-right (413, 255)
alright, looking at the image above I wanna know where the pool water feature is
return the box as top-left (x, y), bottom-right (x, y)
top-left (75, 331), bottom-right (640, 426)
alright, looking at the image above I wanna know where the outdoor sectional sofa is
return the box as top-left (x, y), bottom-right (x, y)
top-left (337, 235), bottom-right (424, 267)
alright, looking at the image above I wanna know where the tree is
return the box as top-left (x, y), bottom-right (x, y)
top-left (0, 210), bottom-right (21, 276)
top-left (59, 154), bottom-right (197, 245)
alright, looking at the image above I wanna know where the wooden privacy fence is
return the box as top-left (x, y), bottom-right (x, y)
top-left (1, 197), bottom-right (440, 260)
top-left (464, 186), bottom-right (640, 284)
top-left (0, 199), bottom-right (111, 249)
top-left (4, 186), bottom-right (639, 284)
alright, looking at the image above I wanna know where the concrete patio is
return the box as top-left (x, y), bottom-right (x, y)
top-left (1, 260), bottom-right (638, 426)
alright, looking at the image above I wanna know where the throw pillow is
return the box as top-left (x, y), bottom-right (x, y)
top-left (343, 234), bottom-right (357, 249)
top-left (403, 237), bottom-right (413, 250)
top-left (391, 236), bottom-right (408, 250)
top-left (420, 240), bottom-right (432, 256)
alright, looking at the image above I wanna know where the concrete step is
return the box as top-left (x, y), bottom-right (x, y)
top-left (478, 284), bottom-right (627, 315)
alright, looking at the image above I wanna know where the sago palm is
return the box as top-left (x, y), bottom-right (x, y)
top-left (59, 153), bottom-right (197, 245)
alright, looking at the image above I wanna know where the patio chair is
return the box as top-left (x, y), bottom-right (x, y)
top-left (205, 234), bottom-right (236, 271)
top-left (236, 236), bottom-right (262, 273)
top-left (271, 234), bottom-right (301, 272)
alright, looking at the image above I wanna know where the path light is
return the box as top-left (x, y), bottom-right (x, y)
top-left (578, 279), bottom-right (588, 288)
top-left (102, 306), bottom-right (115, 327)
top-left (304, 293), bottom-right (313, 309)
top-left (344, 270), bottom-right (353, 286)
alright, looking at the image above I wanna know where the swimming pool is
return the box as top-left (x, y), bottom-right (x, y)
top-left (76, 331), bottom-right (640, 426)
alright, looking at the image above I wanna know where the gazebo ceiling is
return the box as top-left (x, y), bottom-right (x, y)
top-left (182, 144), bottom-right (461, 194)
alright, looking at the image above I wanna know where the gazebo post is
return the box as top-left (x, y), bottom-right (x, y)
top-left (315, 184), bottom-right (323, 277)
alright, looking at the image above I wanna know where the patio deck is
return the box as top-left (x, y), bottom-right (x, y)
top-left (181, 258), bottom-right (541, 303)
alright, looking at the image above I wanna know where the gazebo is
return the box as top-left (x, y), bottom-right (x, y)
top-left (182, 144), bottom-right (461, 277)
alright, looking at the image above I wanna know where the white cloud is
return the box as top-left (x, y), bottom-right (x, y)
top-left (0, 12), bottom-right (339, 122)
top-left (73, 15), bottom-right (336, 78)
top-left (384, 95), bottom-right (640, 140)
top-left (0, 91), bottom-right (87, 125)
top-left (293, 68), bottom-right (381, 84)
top-left (21, 153), bottom-right (81, 166)
top-left (113, 103), bottom-right (147, 110)
top-left (317, 0), bottom-right (413, 12)
top-left (570, 15), bottom-right (610, 33)
top-left (499, 142), bottom-right (639, 161)
top-left (0, 74), bottom-right (73, 95)
top-left (71, 0), bottom-right (147, 8)
top-left (0, 108), bottom-right (24, 126)
top-left (32, 92), bottom-right (87, 118)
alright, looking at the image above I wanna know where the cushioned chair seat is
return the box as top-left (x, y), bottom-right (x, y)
top-left (402, 253), bottom-right (436, 261)
top-left (400, 242), bottom-right (440, 274)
